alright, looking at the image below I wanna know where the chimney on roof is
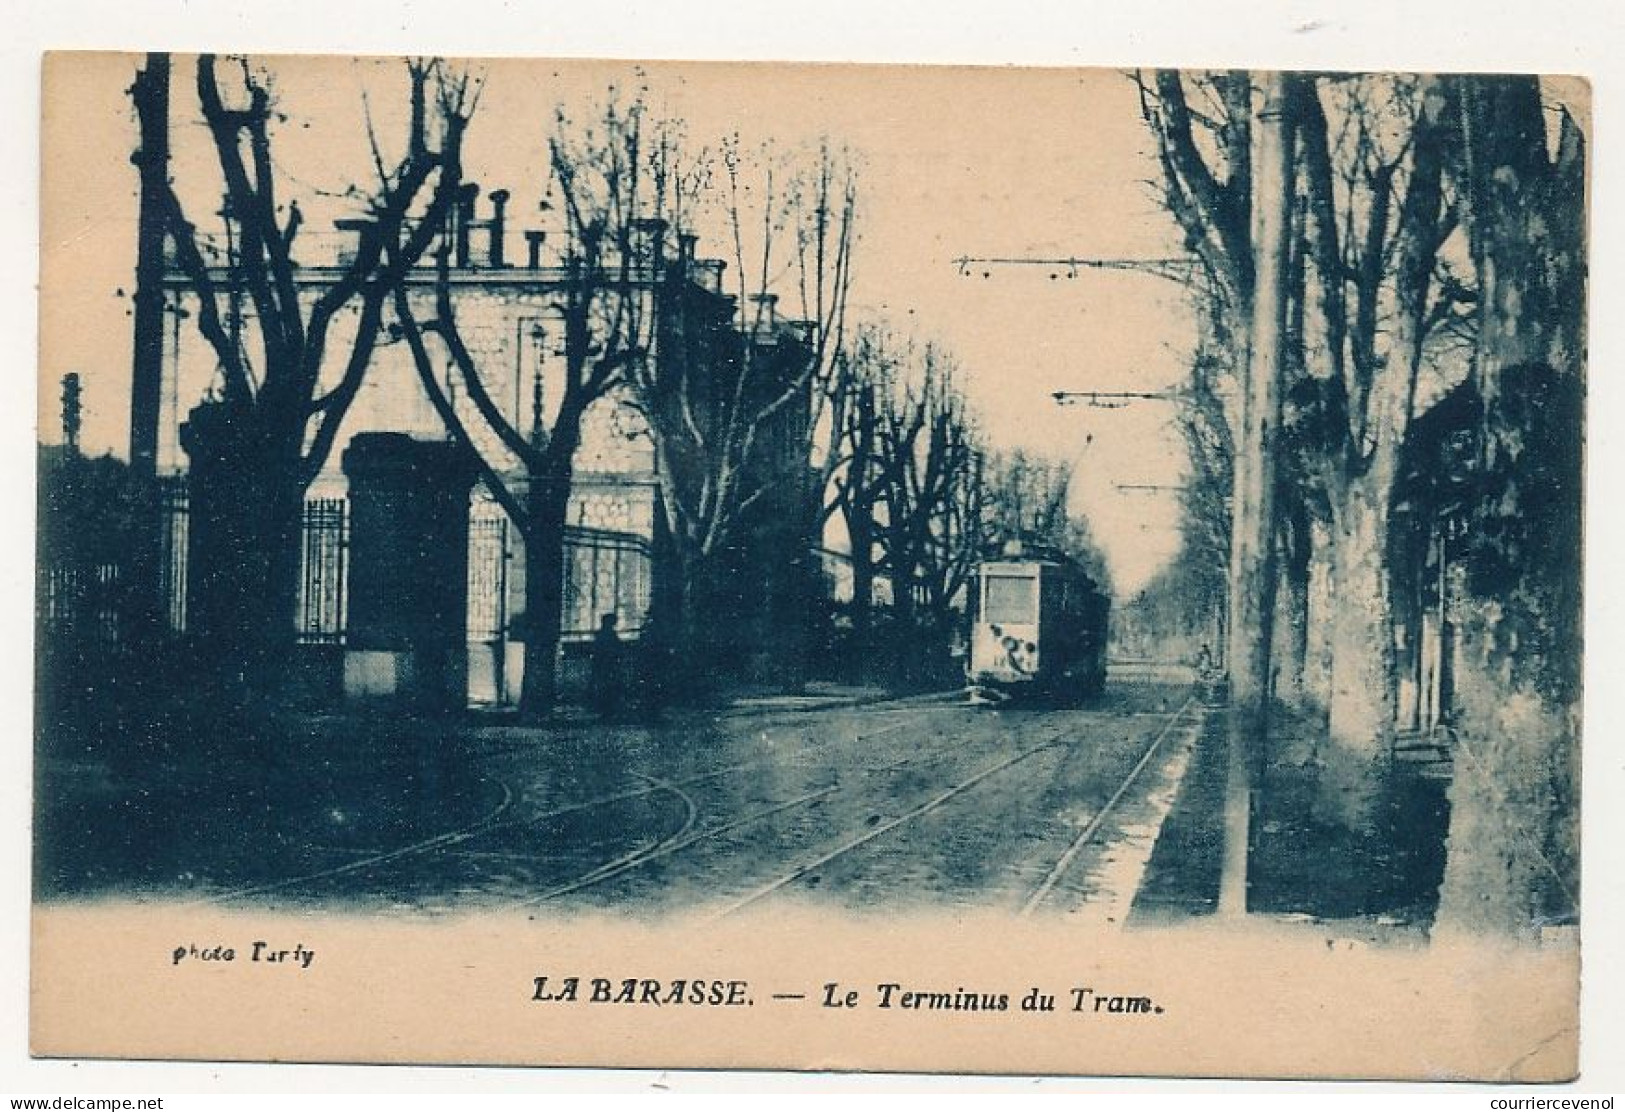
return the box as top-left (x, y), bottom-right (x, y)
top-left (455, 183), bottom-right (480, 268)
top-left (488, 189), bottom-right (510, 268)
top-left (630, 217), bottom-right (668, 265)
top-left (525, 230), bottom-right (547, 270)
top-left (751, 292), bottom-right (779, 331)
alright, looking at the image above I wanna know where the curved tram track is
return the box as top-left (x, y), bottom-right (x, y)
top-left (197, 684), bottom-right (1199, 916)
top-left (198, 708), bottom-right (930, 909)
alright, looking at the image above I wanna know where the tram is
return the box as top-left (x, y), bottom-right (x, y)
top-left (966, 542), bottom-right (1110, 704)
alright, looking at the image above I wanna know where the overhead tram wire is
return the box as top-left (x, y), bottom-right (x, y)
top-left (950, 252), bottom-right (1200, 411)
top-left (1051, 388), bottom-right (1187, 409)
top-left (951, 255), bottom-right (1197, 284)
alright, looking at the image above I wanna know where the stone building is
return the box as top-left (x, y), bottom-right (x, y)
top-left (156, 186), bottom-right (817, 706)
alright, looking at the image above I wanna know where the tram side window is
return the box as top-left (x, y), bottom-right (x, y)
top-left (985, 575), bottom-right (1038, 625)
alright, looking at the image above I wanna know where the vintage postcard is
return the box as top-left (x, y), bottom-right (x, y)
top-left (31, 52), bottom-right (1586, 1080)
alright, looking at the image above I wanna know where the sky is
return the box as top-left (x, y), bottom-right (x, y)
top-left (39, 54), bottom-right (1196, 595)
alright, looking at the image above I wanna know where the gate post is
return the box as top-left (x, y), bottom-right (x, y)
top-left (341, 433), bottom-right (476, 711)
top-left (178, 399), bottom-right (277, 686)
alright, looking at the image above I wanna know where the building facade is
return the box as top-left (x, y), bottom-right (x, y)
top-left (154, 186), bottom-right (816, 705)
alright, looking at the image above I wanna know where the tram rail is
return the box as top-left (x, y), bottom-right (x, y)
top-left (197, 684), bottom-right (1199, 917)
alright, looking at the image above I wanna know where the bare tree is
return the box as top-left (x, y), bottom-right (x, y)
top-left (983, 446), bottom-right (1111, 594)
top-left (872, 342), bottom-right (985, 683)
top-left (1142, 71), bottom-right (1467, 824)
top-left (1136, 70), bottom-right (1255, 333)
top-left (632, 137), bottom-right (858, 675)
top-left (984, 449), bottom-right (1067, 545)
top-left (1176, 339), bottom-right (1237, 656)
top-left (1136, 70), bottom-right (1278, 708)
top-left (915, 414), bottom-right (989, 630)
top-left (392, 92), bottom-right (658, 714)
top-left (819, 322), bottom-right (901, 656)
top-left (150, 54), bottom-right (471, 691)
top-left (1286, 74), bottom-right (1456, 825)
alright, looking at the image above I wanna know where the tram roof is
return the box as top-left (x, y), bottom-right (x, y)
top-left (975, 552), bottom-right (1105, 594)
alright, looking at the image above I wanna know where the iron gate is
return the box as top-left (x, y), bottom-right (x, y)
top-left (561, 524), bottom-right (652, 640)
top-left (296, 497), bottom-right (349, 644)
top-left (467, 503), bottom-right (513, 705)
top-left (158, 479), bottom-right (189, 634)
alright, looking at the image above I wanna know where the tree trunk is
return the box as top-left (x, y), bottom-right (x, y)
top-left (1319, 482), bottom-right (1396, 831)
top-left (1271, 505), bottom-right (1310, 707)
top-left (258, 481), bottom-right (306, 680)
top-left (1271, 561), bottom-right (1307, 708)
top-left (1432, 374), bottom-right (1583, 936)
top-left (1434, 588), bottom-right (1575, 943)
top-left (890, 552), bottom-right (916, 628)
top-left (848, 510), bottom-right (875, 681)
top-left (1302, 514), bottom-right (1335, 718)
top-left (518, 474), bottom-right (572, 715)
top-left (1432, 77), bottom-right (1585, 943)
top-left (672, 547), bottom-right (728, 703)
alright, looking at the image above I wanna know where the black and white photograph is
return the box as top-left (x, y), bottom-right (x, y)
top-left (23, 36), bottom-right (1598, 1083)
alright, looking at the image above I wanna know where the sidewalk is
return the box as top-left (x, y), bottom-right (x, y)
top-left (1128, 699), bottom-right (1448, 941)
top-left (1127, 699), bottom-right (1226, 925)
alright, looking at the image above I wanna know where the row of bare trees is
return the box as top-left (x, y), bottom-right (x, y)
top-left (1137, 70), bottom-right (1584, 937)
top-left (140, 55), bottom-right (1098, 713)
top-left (820, 323), bottom-right (1108, 685)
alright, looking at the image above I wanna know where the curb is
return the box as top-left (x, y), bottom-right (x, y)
top-left (720, 687), bottom-right (968, 719)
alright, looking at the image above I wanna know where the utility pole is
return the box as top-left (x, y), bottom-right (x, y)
top-left (61, 373), bottom-right (82, 457)
top-left (1219, 72), bottom-right (1294, 918)
top-left (127, 52), bottom-right (172, 647)
top-left (130, 52), bottom-right (170, 480)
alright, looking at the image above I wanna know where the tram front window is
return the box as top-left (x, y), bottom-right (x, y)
top-left (984, 575), bottom-right (1037, 625)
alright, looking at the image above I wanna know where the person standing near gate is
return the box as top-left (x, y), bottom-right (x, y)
top-left (590, 612), bottom-right (624, 720)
